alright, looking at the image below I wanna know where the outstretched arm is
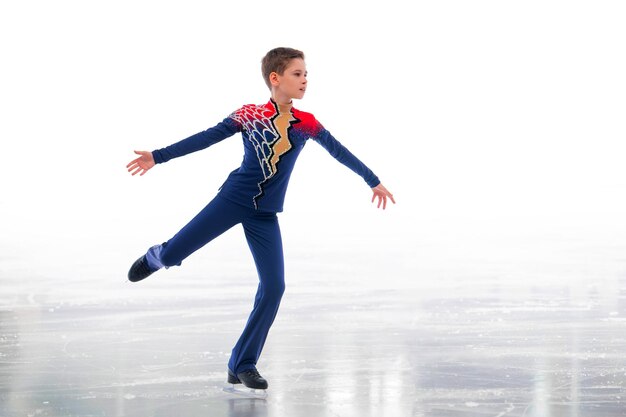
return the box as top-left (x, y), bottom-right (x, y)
top-left (152, 117), bottom-right (240, 164)
top-left (313, 128), bottom-right (395, 209)
top-left (126, 114), bottom-right (242, 176)
top-left (126, 150), bottom-right (155, 176)
top-left (313, 129), bottom-right (380, 187)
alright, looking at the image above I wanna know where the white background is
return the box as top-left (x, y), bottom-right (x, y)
top-left (1, 1), bottom-right (625, 287)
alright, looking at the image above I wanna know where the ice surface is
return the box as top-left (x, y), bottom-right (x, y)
top-left (1, 217), bottom-right (626, 417)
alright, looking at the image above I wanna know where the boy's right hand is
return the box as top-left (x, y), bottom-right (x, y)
top-left (126, 150), bottom-right (155, 176)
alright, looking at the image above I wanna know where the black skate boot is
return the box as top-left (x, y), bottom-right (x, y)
top-left (127, 254), bottom-right (157, 282)
top-left (224, 368), bottom-right (268, 398)
top-left (235, 368), bottom-right (268, 390)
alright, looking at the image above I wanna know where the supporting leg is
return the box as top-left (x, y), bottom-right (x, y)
top-left (228, 210), bottom-right (284, 376)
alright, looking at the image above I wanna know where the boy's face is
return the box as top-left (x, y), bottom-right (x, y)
top-left (271, 58), bottom-right (307, 101)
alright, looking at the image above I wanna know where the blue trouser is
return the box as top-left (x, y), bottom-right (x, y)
top-left (145, 193), bottom-right (285, 374)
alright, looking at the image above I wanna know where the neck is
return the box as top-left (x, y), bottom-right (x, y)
top-left (271, 93), bottom-right (293, 107)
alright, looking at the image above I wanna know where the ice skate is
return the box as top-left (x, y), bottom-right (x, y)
top-left (127, 254), bottom-right (157, 282)
top-left (222, 368), bottom-right (268, 399)
top-left (128, 243), bottom-right (166, 282)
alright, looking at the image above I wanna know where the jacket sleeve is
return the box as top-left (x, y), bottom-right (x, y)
top-left (312, 126), bottom-right (380, 188)
top-left (152, 116), bottom-right (242, 164)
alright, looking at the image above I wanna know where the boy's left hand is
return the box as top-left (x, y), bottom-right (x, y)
top-left (371, 183), bottom-right (396, 210)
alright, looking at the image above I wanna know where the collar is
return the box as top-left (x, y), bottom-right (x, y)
top-left (268, 97), bottom-right (294, 113)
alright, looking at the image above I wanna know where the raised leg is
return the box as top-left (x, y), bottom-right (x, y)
top-left (148, 194), bottom-right (250, 269)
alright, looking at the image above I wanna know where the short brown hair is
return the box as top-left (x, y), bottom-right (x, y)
top-left (261, 47), bottom-right (305, 90)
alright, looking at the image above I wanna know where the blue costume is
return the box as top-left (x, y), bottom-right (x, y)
top-left (145, 98), bottom-right (379, 374)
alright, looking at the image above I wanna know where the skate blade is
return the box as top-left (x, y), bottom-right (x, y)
top-left (223, 384), bottom-right (268, 399)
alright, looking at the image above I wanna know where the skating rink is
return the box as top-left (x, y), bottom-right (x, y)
top-left (1, 209), bottom-right (625, 417)
top-left (2, 1), bottom-right (625, 416)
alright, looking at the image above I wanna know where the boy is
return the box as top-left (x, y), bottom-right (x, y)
top-left (126, 47), bottom-right (395, 391)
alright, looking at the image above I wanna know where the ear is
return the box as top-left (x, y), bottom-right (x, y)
top-left (269, 71), bottom-right (280, 86)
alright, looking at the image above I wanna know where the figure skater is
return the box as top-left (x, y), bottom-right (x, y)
top-left (126, 47), bottom-right (395, 392)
